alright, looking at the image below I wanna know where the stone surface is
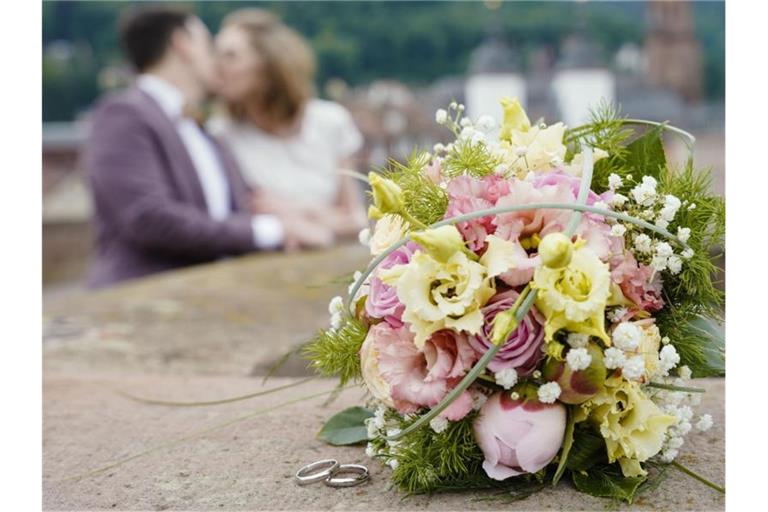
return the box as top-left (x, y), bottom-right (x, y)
top-left (43, 245), bottom-right (725, 511)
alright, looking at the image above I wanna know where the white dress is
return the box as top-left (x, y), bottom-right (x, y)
top-left (210, 99), bottom-right (363, 207)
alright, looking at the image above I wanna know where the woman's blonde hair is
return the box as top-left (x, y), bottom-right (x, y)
top-left (222, 9), bottom-right (316, 129)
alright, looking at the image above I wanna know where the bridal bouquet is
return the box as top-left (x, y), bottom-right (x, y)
top-left (304, 99), bottom-right (724, 502)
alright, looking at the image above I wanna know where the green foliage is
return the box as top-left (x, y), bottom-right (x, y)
top-left (552, 407), bottom-right (575, 485)
top-left (389, 411), bottom-right (488, 494)
top-left (302, 317), bottom-right (368, 385)
top-left (566, 424), bottom-right (608, 472)
top-left (317, 406), bottom-right (373, 445)
top-left (381, 151), bottom-right (449, 226)
top-left (442, 141), bottom-right (501, 180)
top-left (571, 464), bottom-right (646, 504)
top-left (656, 162), bottom-right (725, 376)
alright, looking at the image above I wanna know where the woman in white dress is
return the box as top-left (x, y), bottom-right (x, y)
top-left (211, 8), bottom-right (367, 242)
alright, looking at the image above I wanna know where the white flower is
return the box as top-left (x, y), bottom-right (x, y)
top-left (678, 365), bottom-right (692, 379)
top-left (677, 227), bottom-right (691, 243)
top-left (358, 227), bottom-right (371, 246)
top-left (604, 347), bottom-right (626, 369)
top-left (476, 115), bottom-right (496, 132)
top-left (622, 355), bottom-right (646, 381)
top-left (633, 234), bottom-right (652, 254)
top-left (677, 405), bottom-right (694, 422)
top-left (651, 255), bottom-right (668, 272)
top-left (612, 322), bottom-right (642, 351)
top-left (494, 368), bottom-right (518, 390)
top-left (610, 224), bottom-right (627, 237)
top-left (593, 200), bottom-right (609, 211)
top-left (659, 345), bottom-right (681, 373)
top-left (658, 194), bottom-right (681, 223)
top-left (655, 241), bottom-right (674, 258)
top-left (514, 145), bottom-right (528, 157)
top-left (696, 414), bottom-right (713, 432)
top-left (365, 442), bottom-right (377, 457)
top-left (330, 312), bottom-right (343, 330)
top-left (661, 336), bottom-right (670, 345)
top-left (429, 416), bottom-right (449, 434)
top-left (532, 370), bottom-right (542, 379)
top-left (660, 448), bottom-right (679, 463)
top-left (328, 295), bottom-right (344, 315)
top-left (374, 406), bottom-right (386, 428)
top-left (677, 420), bottom-right (692, 436)
top-left (688, 203), bottom-right (697, 211)
top-left (470, 389), bottom-right (488, 410)
top-left (567, 332), bottom-right (590, 348)
top-left (608, 173), bottom-right (623, 190)
top-left (566, 347), bottom-right (592, 371)
top-left (537, 382), bottom-right (561, 404)
top-left (348, 271), bottom-right (363, 295)
top-left (435, 109), bottom-right (448, 125)
top-left (365, 418), bottom-right (379, 439)
top-left (449, 101), bottom-right (458, 110)
top-left (607, 307), bottom-right (628, 323)
top-left (610, 193), bottom-right (628, 207)
top-left (510, 391), bottom-right (520, 400)
top-left (433, 143), bottom-right (445, 153)
top-left (630, 176), bottom-right (658, 206)
top-left (655, 218), bottom-right (669, 230)
top-left (388, 458), bottom-right (399, 470)
top-left (460, 117), bottom-right (473, 128)
top-left (667, 255), bottom-right (683, 275)
top-left (681, 248), bottom-right (694, 260)
top-left (667, 436), bottom-right (685, 450)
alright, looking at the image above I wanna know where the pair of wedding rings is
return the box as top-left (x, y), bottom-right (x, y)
top-left (294, 459), bottom-right (369, 488)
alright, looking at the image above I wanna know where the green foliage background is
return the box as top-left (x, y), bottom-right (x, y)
top-left (43, 0), bottom-right (724, 122)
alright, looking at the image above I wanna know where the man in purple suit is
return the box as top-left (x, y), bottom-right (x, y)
top-left (85, 6), bottom-right (330, 288)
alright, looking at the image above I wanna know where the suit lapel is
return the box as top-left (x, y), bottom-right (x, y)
top-left (132, 88), bottom-right (209, 211)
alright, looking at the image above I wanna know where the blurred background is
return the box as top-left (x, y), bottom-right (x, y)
top-left (42, 0), bottom-right (724, 291)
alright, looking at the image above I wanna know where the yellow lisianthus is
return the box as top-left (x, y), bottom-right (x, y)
top-left (380, 228), bottom-right (517, 348)
top-left (578, 377), bottom-right (677, 477)
top-left (532, 244), bottom-right (611, 344)
top-left (369, 214), bottom-right (408, 256)
top-left (499, 97), bottom-right (531, 142)
top-left (367, 172), bottom-right (404, 220)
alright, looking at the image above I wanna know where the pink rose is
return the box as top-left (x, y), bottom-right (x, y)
top-left (473, 392), bottom-right (566, 480)
top-left (467, 289), bottom-right (545, 375)
top-left (365, 242), bottom-right (418, 327)
top-left (375, 324), bottom-right (477, 421)
top-left (611, 252), bottom-right (664, 312)
top-left (445, 175), bottom-right (510, 252)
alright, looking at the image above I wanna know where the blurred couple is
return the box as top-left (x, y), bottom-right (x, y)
top-left (85, 6), bottom-right (366, 288)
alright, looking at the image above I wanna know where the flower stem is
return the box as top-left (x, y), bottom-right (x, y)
top-left (671, 461), bottom-right (725, 495)
top-left (646, 382), bottom-right (706, 394)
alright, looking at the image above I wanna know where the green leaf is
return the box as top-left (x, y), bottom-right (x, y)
top-left (566, 426), bottom-right (607, 472)
top-left (624, 125), bottom-right (667, 180)
top-left (552, 408), bottom-right (575, 485)
top-left (317, 406), bottom-right (374, 446)
top-left (572, 465), bottom-right (646, 504)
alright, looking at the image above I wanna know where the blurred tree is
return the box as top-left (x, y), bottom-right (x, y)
top-left (41, 0), bottom-right (724, 122)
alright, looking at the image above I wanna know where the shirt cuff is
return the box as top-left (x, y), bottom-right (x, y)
top-left (251, 214), bottom-right (284, 249)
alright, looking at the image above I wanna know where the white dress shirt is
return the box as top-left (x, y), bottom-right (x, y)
top-left (137, 74), bottom-right (283, 249)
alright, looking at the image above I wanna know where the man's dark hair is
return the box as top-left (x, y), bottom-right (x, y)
top-left (119, 6), bottom-right (192, 72)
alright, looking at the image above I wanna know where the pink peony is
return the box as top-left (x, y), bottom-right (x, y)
top-left (611, 252), bottom-right (664, 312)
top-left (473, 392), bottom-right (566, 480)
top-left (445, 175), bottom-right (510, 251)
top-left (374, 324), bottom-right (477, 420)
top-left (365, 242), bottom-right (418, 327)
top-left (467, 288), bottom-right (545, 375)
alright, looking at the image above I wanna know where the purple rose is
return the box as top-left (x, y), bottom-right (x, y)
top-left (467, 288), bottom-right (545, 375)
top-left (365, 242), bottom-right (417, 327)
top-left (473, 392), bottom-right (566, 480)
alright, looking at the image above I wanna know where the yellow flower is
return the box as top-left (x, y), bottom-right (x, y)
top-left (499, 97), bottom-right (531, 142)
top-left (369, 215), bottom-right (408, 256)
top-left (538, 232), bottom-right (573, 269)
top-left (410, 224), bottom-right (473, 263)
top-left (579, 377), bottom-right (677, 477)
top-left (533, 245), bottom-right (611, 344)
top-left (359, 323), bottom-right (396, 408)
top-left (562, 148), bottom-right (610, 176)
top-left (379, 228), bottom-right (517, 348)
top-left (368, 172), bottom-right (404, 220)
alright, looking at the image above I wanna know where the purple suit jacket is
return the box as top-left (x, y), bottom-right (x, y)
top-left (84, 87), bottom-right (258, 288)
